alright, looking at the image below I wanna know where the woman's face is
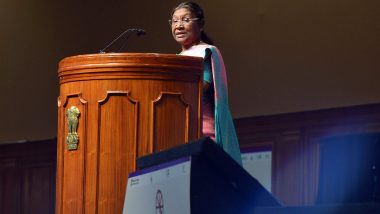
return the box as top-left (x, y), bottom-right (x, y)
top-left (171, 8), bottom-right (202, 50)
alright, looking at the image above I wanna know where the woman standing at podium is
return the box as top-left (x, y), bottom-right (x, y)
top-left (170, 2), bottom-right (242, 165)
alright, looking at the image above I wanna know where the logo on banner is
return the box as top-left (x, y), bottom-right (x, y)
top-left (155, 189), bottom-right (164, 214)
top-left (130, 178), bottom-right (139, 187)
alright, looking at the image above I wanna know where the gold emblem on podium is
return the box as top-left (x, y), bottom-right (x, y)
top-left (66, 106), bottom-right (80, 150)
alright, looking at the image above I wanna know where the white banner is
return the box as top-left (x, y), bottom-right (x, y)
top-left (123, 157), bottom-right (191, 214)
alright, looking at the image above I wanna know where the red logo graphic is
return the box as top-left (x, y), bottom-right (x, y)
top-left (155, 189), bottom-right (164, 214)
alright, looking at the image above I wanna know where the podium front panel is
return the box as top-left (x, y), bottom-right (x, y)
top-left (56, 53), bottom-right (203, 214)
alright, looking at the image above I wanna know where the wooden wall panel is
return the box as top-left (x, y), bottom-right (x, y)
top-left (0, 139), bottom-right (56, 214)
top-left (0, 160), bottom-right (20, 213)
top-left (235, 103), bottom-right (380, 206)
top-left (21, 161), bottom-right (56, 214)
top-left (273, 130), bottom-right (303, 206)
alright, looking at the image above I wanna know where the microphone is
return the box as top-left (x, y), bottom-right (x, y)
top-left (99, 28), bottom-right (146, 53)
top-left (136, 29), bottom-right (146, 36)
top-left (117, 29), bottom-right (146, 52)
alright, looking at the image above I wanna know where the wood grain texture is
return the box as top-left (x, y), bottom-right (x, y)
top-left (61, 94), bottom-right (87, 214)
top-left (151, 92), bottom-right (190, 152)
top-left (97, 91), bottom-right (138, 213)
top-left (56, 53), bottom-right (203, 214)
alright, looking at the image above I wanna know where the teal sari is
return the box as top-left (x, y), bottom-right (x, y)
top-left (181, 45), bottom-right (242, 165)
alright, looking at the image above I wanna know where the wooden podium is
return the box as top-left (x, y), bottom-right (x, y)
top-left (56, 53), bottom-right (203, 214)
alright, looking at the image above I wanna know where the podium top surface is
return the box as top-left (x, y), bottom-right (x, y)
top-left (58, 52), bottom-right (204, 83)
top-left (58, 53), bottom-right (203, 83)
top-left (59, 52), bottom-right (203, 71)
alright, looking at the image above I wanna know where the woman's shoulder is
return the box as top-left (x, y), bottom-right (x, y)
top-left (199, 44), bottom-right (219, 53)
top-left (181, 44), bottom-right (220, 57)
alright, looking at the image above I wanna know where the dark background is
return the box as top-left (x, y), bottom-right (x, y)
top-left (0, 0), bottom-right (379, 142)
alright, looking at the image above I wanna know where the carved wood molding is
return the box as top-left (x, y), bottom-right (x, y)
top-left (57, 93), bottom-right (88, 214)
top-left (150, 92), bottom-right (190, 153)
top-left (96, 91), bottom-right (139, 212)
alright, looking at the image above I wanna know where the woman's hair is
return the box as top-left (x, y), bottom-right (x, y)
top-left (171, 2), bottom-right (214, 45)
